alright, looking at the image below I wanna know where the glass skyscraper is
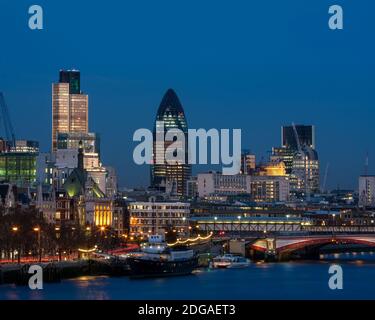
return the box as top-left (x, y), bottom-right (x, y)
top-left (151, 89), bottom-right (191, 196)
top-left (282, 125), bottom-right (315, 150)
top-left (59, 70), bottom-right (81, 94)
top-left (52, 70), bottom-right (88, 151)
top-left (0, 140), bottom-right (39, 186)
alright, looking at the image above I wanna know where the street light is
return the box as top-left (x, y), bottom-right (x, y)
top-left (11, 227), bottom-right (20, 264)
top-left (214, 216), bottom-right (218, 234)
top-left (33, 227), bottom-right (42, 263)
top-left (237, 216), bottom-right (242, 238)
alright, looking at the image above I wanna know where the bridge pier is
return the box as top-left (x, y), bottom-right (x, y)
top-left (264, 250), bottom-right (277, 262)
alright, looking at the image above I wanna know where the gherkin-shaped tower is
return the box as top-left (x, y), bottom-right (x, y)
top-left (151, 89), bottom-right (191, 196)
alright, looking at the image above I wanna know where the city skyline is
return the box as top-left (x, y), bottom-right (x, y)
top-left (1, 0), bottom-right (374, 189)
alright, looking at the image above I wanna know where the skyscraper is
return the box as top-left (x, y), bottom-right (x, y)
top-left (282, 125), bottom-right (315, 150)
top-left (151, 89), bottom-right (191, 196)
top-left (52, 70), bottom-right (88, 151)
top-left (272, 124), bottom-right (320, 198)
top-left (240, 149), bottom-right (256, 175)
top-left (59, 70), bottom-right (81, 94)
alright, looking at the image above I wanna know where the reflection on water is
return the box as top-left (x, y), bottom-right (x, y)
top-left (1, 253), bottom-right (375, 300)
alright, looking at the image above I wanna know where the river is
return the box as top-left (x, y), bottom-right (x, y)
top-left (1, 253), bottom-right (375, 300)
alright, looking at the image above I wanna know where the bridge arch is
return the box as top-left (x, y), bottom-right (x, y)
top-left (277, 237), bottom-right (375, 255)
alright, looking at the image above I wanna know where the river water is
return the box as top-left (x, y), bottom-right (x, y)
top-left (1, 253), bottom-right (375, 300)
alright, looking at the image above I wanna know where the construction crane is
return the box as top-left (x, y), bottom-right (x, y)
top-left (0, 92), bottom-right (16, 148)
top-left (292, 122), bottom-right (302, 154)
top-left (322, 163), bottom-right (330, 194)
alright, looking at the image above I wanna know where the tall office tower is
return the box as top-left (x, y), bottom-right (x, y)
top-left (52, 70), bottom-right (88, 151)
top-left (291, 147), bottom-right (320, 195)
top-left (59, 70), bottom-right (81, 94)
top-left (359, 176), bottom-right (375, 207)
top-left (272, 124), bottom-right (320, 198)
top-left (151, 89), bottom-right (191, 196)
top-left (282, 125), bottom-right (315, 150)
top-left (271, 147), bottom-right (295, 174)
top-left (240, 149), bottom-right (256, 175)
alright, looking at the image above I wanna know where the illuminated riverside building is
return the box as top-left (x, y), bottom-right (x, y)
top-left (151, 89), bottom-right (191, 196)
top-left (52, 70), bottom-right (88, 151)
top-left (128, 199), bottom-right (190, 236)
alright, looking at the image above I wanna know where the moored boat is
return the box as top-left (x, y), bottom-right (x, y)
top-left (210, 254), bottom-right (251, 269)
top-left (127, 235), bottom-right (198, 278)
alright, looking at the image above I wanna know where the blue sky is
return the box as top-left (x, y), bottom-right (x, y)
top-left (0, 0), bottom-right (374, 189)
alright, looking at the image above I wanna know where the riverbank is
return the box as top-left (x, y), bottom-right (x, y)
top-left (0, 258), bottom-right (130, 286)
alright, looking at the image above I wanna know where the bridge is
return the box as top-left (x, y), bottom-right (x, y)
top-left (191, 216), bottom-right (375, 235)
top-left (249, 235), bottom-right (375, 261)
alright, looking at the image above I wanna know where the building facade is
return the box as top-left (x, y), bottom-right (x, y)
top-left (151, 89), bottom-right (191, 197)
top-left (197, 172), bottom-right (251, 198)
top-left (251, 176), bottom-right (290, 203)
top-left (52, 70), bottom-right (88, 151)
top-left (0, 140), bottom-right (39, 186)
top-left (240, 149), bottom-right (256, 175)
top-left (271, 125), bottom-right (320, 198)
top-left (128, 200), bottom-right (190, 236)
top-left (282, 125), bottom-right (315, 150)
top-left (359, 175), bottom-right (375, 207)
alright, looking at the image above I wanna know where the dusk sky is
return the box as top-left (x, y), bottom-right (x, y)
top-left (0, 0), bottom-right (374, 190)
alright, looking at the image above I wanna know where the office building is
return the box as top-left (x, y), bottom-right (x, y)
top-left (271, 147), bottom-right (296, 174)
top-left (272, 124), bottom-right (320, 198)
top-left (52, 70), bottom-right (88, 151)
top-left (282, 125), bottom-right (315, 150)
top-left (240, 149), bottom-right (256, 175)
top-left (291, 147), bottom-right (320, 195)
top-left (128, 199), bottom-right (190, 236)
top-left (251, 176), bottom-right (290, 203)
top-left (59, 70), bottom-right (81, 94)
top-left (359, 175), bottom-right (375, 207)
top-left (57, 132), bottom-right (100, 155)
top-left (197, 172), bottom-right (251, 198)
top-left (0, 140), bottom-right (39, 186)
top-left (151, 89), bottom-right (191, 196)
